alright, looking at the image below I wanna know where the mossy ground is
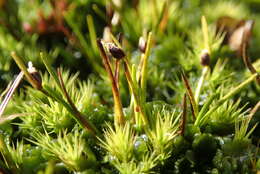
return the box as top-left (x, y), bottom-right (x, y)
top-left (0, 0), bottom-right (259, 174)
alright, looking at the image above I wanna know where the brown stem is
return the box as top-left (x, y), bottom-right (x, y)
top-left (181, 71), bottom-right (198, 117)
top-left (114, 59), bottom-right (120, 89)
top-left (180, 93), bottom-right (187, 136)
top-left (242, 43), bottom-right (260, 85)
top-left (248, 101), bottom-right (260, 120)
top-left (57, 68), bottom-right (95, 134)
top-left (96, 39), bottom-right (125, 125)
top-left (189, 101), bottom-right (196, 122)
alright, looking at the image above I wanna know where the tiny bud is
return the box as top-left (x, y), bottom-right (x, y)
top-left (27, 61), bottom-right (42, 89)
top-left (107, 43), bottom-right (125, 59)
top-left (135, 106), bottom-right (140, 112)
top-left (23, 22), bottom-right (33, 33)
top-left (111, 12), bottom-right (120, 26)
top-left (103, 27), bottom-right (112, 42)
top-left (200, 49), bottom-right (210, 66)
top-left (138, 37), bottom-right (146, 53)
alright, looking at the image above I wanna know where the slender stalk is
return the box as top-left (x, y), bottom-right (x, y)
top-left (180, 93), bottom-right (187, 136)
top-left (248, 101), bottom-right (260, 120)
top-left (97, 39), bottom-right (125, 126)
top-left (123, 61), bottom-right (148, 126)
top-left (41, 53), bottom-right (98, 134)
top-left (189, 101), bottom-right (196, 122)
top-left (11, 52), bottom-right (41, 89)
top-left (195, 66), bottom-right (209, 104)
top-left (242, 43), bottom-right (260, 85)
top-left (41, 85), bottom-right (96, 131)
top-left (137, 54), bottom-right (144, 83)
top-left (201, 16), bottom-right (210, 52)
top-left (140, 32), bottom-right (152, 103)
top-left (40, 52), bottom-right (61, 89)
top-left (194, 16), bottom-right (211, 105)
top-left (181, 72), bottom-right (198, 117)
top-left (0, 72), bottom-right (24, 117)
top-left (57, 68), bottom-right (97, 134)
top-left (130, 65), bottom-right (139, 125)
top-left (220, 73), bottom-right (257, 102)
top-left (87, 15), bottom-right (98, 54)
top-left (114, 59), bottom-right (120, 89)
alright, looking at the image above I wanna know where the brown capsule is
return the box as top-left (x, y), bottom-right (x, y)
top-left (200, 49), bottom-right (210, 66)
top-left (23, 22), bottom-right (33, 33)
top-left (216, 16), bottom-right (254, 57)
top-left (107, 43), bottom-right (125, 59)
top-left (228, 20), bottom-right (254, 56)
top-left (27, 62), bottom-right (42, 89)
top-left (30, 72), bottom-right (42, 87)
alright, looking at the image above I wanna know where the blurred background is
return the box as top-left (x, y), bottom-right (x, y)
top-left (0, 0), bottom-right (260, 81)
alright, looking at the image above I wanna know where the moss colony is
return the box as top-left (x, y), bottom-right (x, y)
top-left (0, 0), bottom-right (260, 174)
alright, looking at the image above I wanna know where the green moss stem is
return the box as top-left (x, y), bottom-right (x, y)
top-left (140, 32), bottom-right (152, 104)
top-left (87, 15), bottom-right (98, 54)
top-left (123, 61), bottom-right (148, 126)
top-left (220, 73), bottom-right (257, 102)
top-left (195, 66), bottom-right (209, 104)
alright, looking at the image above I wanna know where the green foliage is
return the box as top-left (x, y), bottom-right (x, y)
top-left (146, 109), bottom-right (181, 162)
top-left (206, 100), bottom-right (248, 135)
top-left (0, 0), bottom-right (259, 173)
top-left (99, 123), bottom-right (135, 163)
top-left (30, 129), bottom-right (96, 172)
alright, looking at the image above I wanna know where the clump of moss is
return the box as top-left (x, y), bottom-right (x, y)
top-left (0, 0), bottom-right (259, 173)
